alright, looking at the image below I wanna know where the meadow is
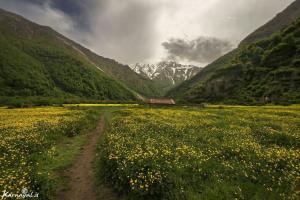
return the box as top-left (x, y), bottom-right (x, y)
top-left (98, 105), bottom-right (300, 200)
top-left (0, 106), bottom-right (100, 199)
top-left (1, 104), bottom-right (299, 200)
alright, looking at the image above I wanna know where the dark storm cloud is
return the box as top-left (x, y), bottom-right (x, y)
top-left (0, 0), bottom-right (295, 65)
top-left (51, 0), bottom-right (81, 15)
top-left (0, 0), bottom-right (91, 44)
top-left (4, 0), bottom-right (82, 17)
top-left (162, 37), bottom-right (233, 64)
top-left (86, 1), bottom-right (161, 64)
top-left (0, 0), bottom-right (161, 63)
top-left (49, 0), bottom-right (91, 30)
top-left (0, 0), bottom-right (90, 31)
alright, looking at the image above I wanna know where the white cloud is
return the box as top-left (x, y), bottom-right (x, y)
top-left (0, 0), bottom-right (295, 65)
top-left (152, 0), bottom-right (294, 63)
top-left (0, 0), bottom-right (87, 43)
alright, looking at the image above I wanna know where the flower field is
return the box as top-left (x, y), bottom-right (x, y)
top-left (99, 105), bottom-right (300, 199)
top-left (0, 107), bottom-right (89, 196)
top-left (65, 103), bottom-right (139, 107)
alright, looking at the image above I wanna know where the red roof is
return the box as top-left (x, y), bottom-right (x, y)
top-left (147, 99), bottom-right (175, 105)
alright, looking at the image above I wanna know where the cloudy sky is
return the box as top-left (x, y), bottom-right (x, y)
top-left (0, 0), bottom-right (295, 66)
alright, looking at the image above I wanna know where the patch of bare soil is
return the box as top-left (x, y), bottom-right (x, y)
top-left (58, 117), bottom-right (121, 200)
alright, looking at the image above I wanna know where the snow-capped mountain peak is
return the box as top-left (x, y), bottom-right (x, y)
top-left (132, 63), bottom-right (158, 79)
top-left (131, 61), bottom-right (202, 89)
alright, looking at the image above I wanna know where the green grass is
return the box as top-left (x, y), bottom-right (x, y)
top-left (169, 16), bottom-right (300, 104)
top-left (65, 104), bottom-right (140, 107)
top-left (0, 8), bottom-right (162, 101)
top-left (2, 104), bottom-right (300, 199)
top-left (34, 132), bottom-right (88, 199)
top-left (0, 106), bottom-right (102, 199)
top-left (34, 108), bottom-right (102, 199)
top-left (97, 105), bottom-right (300, 200)
top-left (0, 9), bottom-right (138, 101)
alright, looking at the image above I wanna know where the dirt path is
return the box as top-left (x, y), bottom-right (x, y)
top-left (59, 117), bottom-right (105, 200)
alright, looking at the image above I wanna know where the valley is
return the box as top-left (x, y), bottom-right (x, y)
top-left (0, 1), bottom-right (300, 200)
top-left (168, 0), bottom-right (300, 104)
top-left (1, 104), bottom-right (299, 200)
top-left (132, 61), bottom-right (201, 93)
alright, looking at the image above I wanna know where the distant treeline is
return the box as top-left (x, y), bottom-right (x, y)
top-left (0, 96), bottom-right (140, 108)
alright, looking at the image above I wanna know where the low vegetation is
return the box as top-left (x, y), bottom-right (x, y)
top-left (0, 106), bottom-right (101, 199)
top-left (0, 9), bottom-right (163, 101)
top-left (0, 9), bottom-right (140, 102)
top-left (169, 17), bottom-right (300, 104)
top-left (98, 105), bottom-right (300, 199)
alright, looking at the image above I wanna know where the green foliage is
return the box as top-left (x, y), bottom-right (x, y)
top-left (239, 0), bottom-right (300, 45)
top-left (83, 52), bottom-right (162, 98)
top-left (170, 17), bottom-right (300, 104)
top-left (167, 50), bottom-right (238, 100)
top-left (0, 9), bottom-right (138, 102)
top-left (97, 106), bottom-right (300, 200)
top-left (0, 106), bottom-right (102, 199)
top-left (34, 109), bottom-right (102, 199)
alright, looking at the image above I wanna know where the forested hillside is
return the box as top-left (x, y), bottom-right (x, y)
top-left (66, 41), bottom-right (162, 98)
top-left (240, 0), bottom-right (300, 45)
top-left (170, 18), bottom-right (300, 104)
top-left (168, 1), bottom-right (300, 104)
top-left (0, 9), bottom-right (160, 104)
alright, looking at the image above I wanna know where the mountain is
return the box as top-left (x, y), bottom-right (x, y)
top-left (240, 0), bottom-right (300, 46)
top-left (132, 61), bottom-right (201, 93)
top-left (67, 44), bottom-right (162, 98)
top-left (0, 8), bottom-right (160, 103)
top-left (168, 1), bottom-right (300, 104)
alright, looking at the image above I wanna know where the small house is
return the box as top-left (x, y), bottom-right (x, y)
top-left (147, 98), bottom-right (176, 105)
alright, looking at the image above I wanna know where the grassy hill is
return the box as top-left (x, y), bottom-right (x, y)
top-left (167, 50), bottom-right (237, 101)
top-left (170, 18), bottom-right (300, 104)
top-left (99, 105), bottom-right (300, 199)
top-left (240, 0), bottom-right (300, 46)
top-left (0, 9), bottom-right (160, 105)
top-left (63, 39), bottom-right (162, 98)
top-left (167, 1), bottom-right (300, 103)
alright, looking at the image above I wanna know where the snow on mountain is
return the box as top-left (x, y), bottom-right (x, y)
top-left (131, 61), bottom-right (202, 87)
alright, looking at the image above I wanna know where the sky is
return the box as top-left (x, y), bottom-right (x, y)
top-left (0, 0), bottom-right (295, 66)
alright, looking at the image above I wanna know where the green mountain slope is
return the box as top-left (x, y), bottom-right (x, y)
top-left (167, 1), bottom-right (300, 103)
top-left (171, 18), bottom-right (300, 104)
top-left (0, 9), bottom-right (159, 102)
top-left (240, 0), bottom-right (300, 46)
top-left (167, 50), bottom-right (237, 100)
top-left (71, 46), bottom-right (162, 98)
